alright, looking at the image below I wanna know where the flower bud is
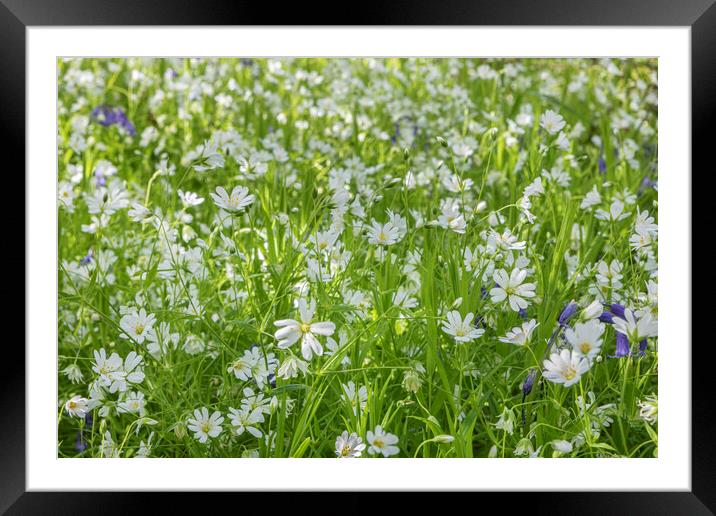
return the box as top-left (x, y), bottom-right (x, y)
top-left (433, 434), bottom-right (455, 444)
top-left (174, 423), bottom-right (187, 440)
top-left (558, 300), bottom-right (579, 326)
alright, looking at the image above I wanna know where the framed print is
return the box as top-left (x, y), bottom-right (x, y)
top-left (5, 0), bottom-right (709, 513)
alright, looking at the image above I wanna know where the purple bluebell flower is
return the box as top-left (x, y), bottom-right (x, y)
top-left (74, 431), bottom-right (88, 453)
top-left (521, 368), bottom-right (537, 425)
top-left (613, 331), bottom-right (631, 358)
top-left (472, 314), bottom-right (485, 329)
top-left (522, 368), bottom-right (537, 397)
top-left (609, 303), bottom-right (626, 319)
top-left (599, 311), bottom-right (614, 324)
top-left (638, 175), bottom-right (658, 195)
top-left (598, 156), bottom-right (606, 174)
top-left (638, 339), bottom-right (648, 356)
top-left (558, 301), bottom-right (578, 327)
top-left (518, 308), bottom-right (529, 319)
top-left (91, 105), bottom-right (136, 137)
top-left (80, 249), bottom-right (93, 265)
top-left (599, 302), bottom-right (625, 323)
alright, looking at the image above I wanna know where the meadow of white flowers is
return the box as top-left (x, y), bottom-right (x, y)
top-left (58, 58), bottom-right (658, 458)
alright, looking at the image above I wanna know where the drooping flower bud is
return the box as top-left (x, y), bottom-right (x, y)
top-left (614, 331), bottom-right (630, 358)
top-left (558, 300), bottom-right (579, 326)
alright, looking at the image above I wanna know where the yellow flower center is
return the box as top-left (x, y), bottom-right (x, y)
top-left (378, 232), bottom-right (387, 241)
top-left (135, 324), bottom-right (145, 335)
top-left (373, 438), bottom-right (384, 448)
top-left (563, 366), bottom-right (576, 381)
top-left (579, 342), bottom-right (591, 354)
top-left (341, 445), bottom-right (351, 457)
top-left (301, 323), bottom-right (311, 333)
top-left (69, 401), bottom-right (77, 409)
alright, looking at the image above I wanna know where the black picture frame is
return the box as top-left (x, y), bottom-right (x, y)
top-left (4, 1), bottom-right (707, 513)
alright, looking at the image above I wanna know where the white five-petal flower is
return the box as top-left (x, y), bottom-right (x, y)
top-left (274, 299), bottom-right (336, 360)
top-left (490, 268), bottom-right (537, 312)
top-left (441, 311), bottom-right (485, 343)
top-left (210, 185), bottom-right (255, 212)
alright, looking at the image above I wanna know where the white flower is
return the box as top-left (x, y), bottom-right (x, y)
top-left (490, 268), bottom-right (537, 312)
top-left (499, 319), bottom-right (538, 346)
top-left (119, 308), bottom-right (156, 344)
top-left (540, 109), bottom-right (566, 135)
top-left (178, 189), bottom-right (205, 207)
top-left (341, 381), bottom-right (368, 415)
top-left (210, 185), bottom-right (255, 213)
top-left (91, 348), bottom-right (121, 388)
top-left (367, 425), bottom-right (400, 457)
top-left (92, 348), bottom-right (144, 393)
top-left (325, 330), bottom-right (351, 366)
top-left (437, 203), bottom-right (467, 233)
top-left (85, 183), bottom-right (129, 215)
top-left (240, 387), bottom-right (272, 418)
top-left (182, 335), bottom-right (205, 356)
top-left (613, 309), bottom-right (658, 342)
top-left (580, 299), bottom-right (604, 320)
top-left (565, 320), bottom-right (605, 361)
top-left (595, 199), bottom-right (630, 222)
top-left (495, 406), bottom-right (516, 435)
top-left (227, 348), bottom-right (258, 382)
top-left (146, 322), bottom-right (180, 358)
top-left (117, 391), bottom-right (146, 417)
top-left (441, 311), bottom-right (484, 343)
top-left (335, 431), bottom-right (366, 458)
top-left (551, 439), bottom-right (573, 455)
top-left (194, 140), bottom-right (225, 172)
top-left (228, 407), bottom-right (263, 438)
top-left (62, 364), bottom-right (84, 384)
top-left (107, 351), bottom-right (145, 393)
top-left (637, 394), bottom-right (658, 424)
top-left (309, 229), bottom-right (340, 252)
top-left (58, 181), bottom-right (76, 211)
top-left (514, 438), bottom-right (536, 457)
top-left (555, 131), bottom-right (570, 150)
top-left (489, 229), bottom-right (526, 251)
top-left (542, 167), bottom-right (571, 187)
top-left (274, 298), bottom-right (335, 360)
top-left (542, 349), bottom-right (591, 387)
top-left (101, 431), bottom-right (120, 458)
top-left (443, 174), bottom-right (473, 193)
top-left (366, 220), bottom-right (401, 246)
top-left (277, 354), bottom-right (309, 379)
top-left (392, 286), bottom-right (418, 310)
top-left (186, 407), bottom-right (224, 443)
top-left (135, 432), bottom-right (155, 458)
top-left (635, 210), bottom-right (658, 236)
top-left (581, 186), bottom-right (601, 210)
top-left (65, 395), bottom-right (89, 418)
top-left (523, 177), bottom-right (544, 197)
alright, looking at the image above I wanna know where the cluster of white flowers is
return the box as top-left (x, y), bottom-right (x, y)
top-left (58, 57), bottom-right (658, 459)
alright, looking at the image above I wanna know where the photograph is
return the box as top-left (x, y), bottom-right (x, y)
top-left (56, 56), bottom-right (659, 459)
